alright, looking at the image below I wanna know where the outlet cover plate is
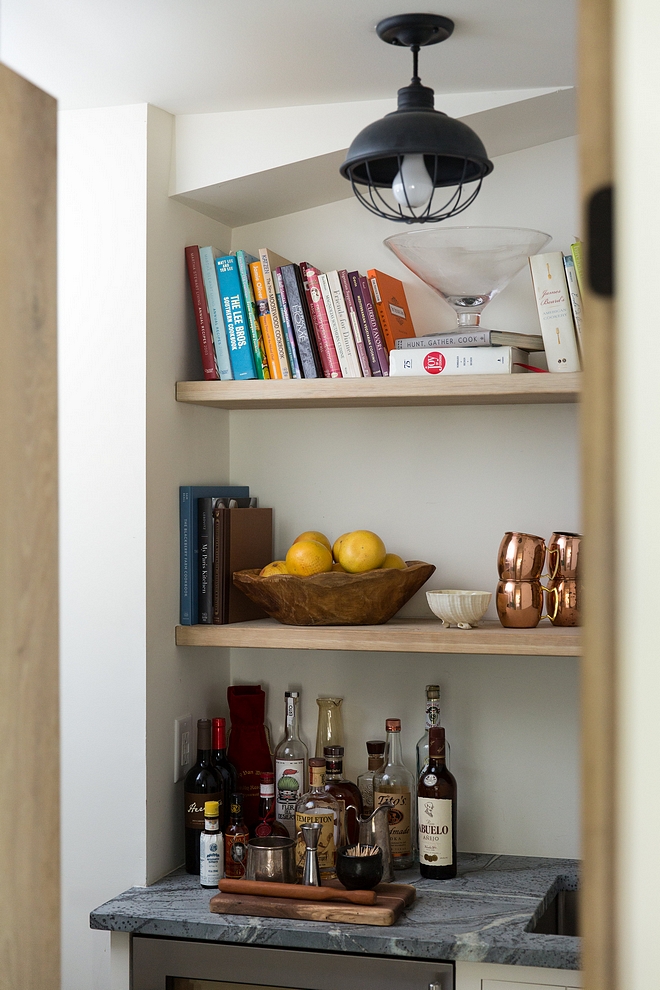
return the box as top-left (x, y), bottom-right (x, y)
top-left (174, 714), bottom-right (193, 783)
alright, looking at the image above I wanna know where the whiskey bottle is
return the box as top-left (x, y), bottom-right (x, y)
top-left (274, 691), bottom-right (308, 837)
top-left (224, 792), bottom-right (250, 879)
top-left (416, 684), bottom-right (450, 778)
top-left (323, 745), bottom-right (363, 846)
top-left (373, 718), bottom-right (415, 870)
top-left (418, 725), bottom-right (457, 879)
top-left (251, 772), bottom-right (290, 838)
top-left (357, 740), bottom-right (386, 816)
top-left (294, 758), bottom-right (340, 879)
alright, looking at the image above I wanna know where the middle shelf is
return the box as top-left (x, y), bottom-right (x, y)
top-left (175, 618), bottom-right (580, 656)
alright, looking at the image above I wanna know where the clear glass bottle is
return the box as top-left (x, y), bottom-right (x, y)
top-left (315, 697), bottom-right (344, 757)
top-left (373, 718), bottom-right (415, 870)
top-left (416, 684), bottom-right (450, 778)
top-left (199, 800), bottom-right (223, 888)
top-left (274, 691), bottom-right (308, 837)
top-left (294, 758), bottom-right (341, 879)
top-left (323, 745), bottom-right (363, 846)
top-left (357, 740), bottom-right (386, 816)
top-left (418, 726), bottom-right (457, 879)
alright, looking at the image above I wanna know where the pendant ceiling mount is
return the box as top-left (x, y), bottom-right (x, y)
top-left (340, 12), bottom-right (493, 224)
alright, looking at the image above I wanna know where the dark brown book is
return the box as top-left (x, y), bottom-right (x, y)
top-left (225, 508), bottom-right (273, 623)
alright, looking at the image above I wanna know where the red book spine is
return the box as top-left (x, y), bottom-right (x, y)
top-left (185, 245), bottom-right (219, 380)
top-left (302, 266), bottom-right (341, 378)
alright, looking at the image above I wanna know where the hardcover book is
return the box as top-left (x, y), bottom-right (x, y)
top-left (338, 269), bottom-right (371, 376)
top-left (184, 245), bottom-right (219, 381)
top-left (258, 248), bottom-right (292, 379)
top-left (274, 267), bottom-right (303, 378)
top-left (528, 252), bottom-right (581, 373)
top-left (215, 255), bottom-right (258, 380)
top-left (348, 271), bottom-right (382, 377)
top-left (199, 246), bottom-right (233, 381)
top-left (327, 270), bottom-right (362, 377)
top-left (279, 263), bottom-right (322, 379)
top-left (250, 259), bottom-right (283, 378)
top-left (302, 265), bottom-right (342, 378)
top-left (395, 330), bottom-right (545, 350)
top-left (563, 254), bottom-right (584, 356)
top-left (212, 507), bottom-right (273, 624)
top-left (360, 274), bottom-right (390, 375)
top-left (570, 239), bottom-right (585, 295)
top-left (198, 498), bottom-right (214, 624)
top-left (235, 250), bottom-right (270, 380)
top-left (180, 485), bottom-right (250, 625)
top-left (389, 346), bottom-right (530, 376)
top-left (367, 269), bottom-right (416, 351)
top-left (318, 272), bottom-right (354, 377)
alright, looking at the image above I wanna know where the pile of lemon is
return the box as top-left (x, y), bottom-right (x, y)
top-left (260, 530), bottom-right (406, 578)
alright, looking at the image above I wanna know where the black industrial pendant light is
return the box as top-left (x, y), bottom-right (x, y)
top-left (340, 13), bottom-right (494, 223)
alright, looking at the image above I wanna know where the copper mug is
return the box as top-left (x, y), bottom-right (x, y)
top-left (547, 532), bottom-right (582, 580)
top-left (498, 533), bottom-right (549, 581)
top-left (547, 577), bottom-right (581, 626)
top-left (496, 579), bottom-right (559, 628)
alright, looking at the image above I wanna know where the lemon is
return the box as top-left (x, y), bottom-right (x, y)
top-left (260, 560), bottom-right (289, 577)
top-left (293, 530), bottom-right (332, 554)
top-left (381, 553), bottom-right (406, 570)
top-left (286, 540), bottom-right (333, 577)
top-left (336, 530), bottom-right (387, 573)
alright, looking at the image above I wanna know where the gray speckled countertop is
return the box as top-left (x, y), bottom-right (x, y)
top-left (90, 853), bottom-right (579, 971)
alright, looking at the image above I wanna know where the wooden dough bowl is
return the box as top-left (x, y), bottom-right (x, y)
top-left (232, 560), bottom-right (435, 626)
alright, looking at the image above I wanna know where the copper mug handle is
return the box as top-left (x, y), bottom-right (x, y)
top-left (541, 585), bottom-right (560, 622)
top-left (545, 545), bottom-right (560, 580)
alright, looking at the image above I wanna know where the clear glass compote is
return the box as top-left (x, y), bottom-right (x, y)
top-left (384, 226), bottom-right (551, 331)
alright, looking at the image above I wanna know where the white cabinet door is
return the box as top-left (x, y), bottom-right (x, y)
top-left (483, 981), bottom-right (580, 990)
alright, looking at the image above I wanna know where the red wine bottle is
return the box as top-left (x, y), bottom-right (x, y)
top-left (184, 719), bottom-right (221, 874)
top-left (211, 717), bottom-right (237, 829)
top-left (417, 726), bottom-right (457, 879)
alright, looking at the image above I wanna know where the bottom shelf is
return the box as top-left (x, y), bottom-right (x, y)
top-left (175, 618), bottom-right (580, 656)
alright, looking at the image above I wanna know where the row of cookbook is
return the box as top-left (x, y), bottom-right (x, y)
top-left (185, 245), bottom-right (418, 382)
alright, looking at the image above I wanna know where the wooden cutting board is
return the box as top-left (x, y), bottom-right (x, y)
top-left (209, 880), bottom-right (416, 927)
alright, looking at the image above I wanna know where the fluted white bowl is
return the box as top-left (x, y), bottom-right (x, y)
top-left (426, 589), bottom-right (492, 629)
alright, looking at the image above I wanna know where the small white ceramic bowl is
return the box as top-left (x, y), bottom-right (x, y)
top-left (426, 589), bottom-right (492, 629)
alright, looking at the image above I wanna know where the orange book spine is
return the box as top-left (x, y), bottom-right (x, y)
top-left (367, 271), bottom-right (396, 351)
top-left (249, 261), bottom-right (283, 379)
top-left (367, 269), bottom-right (416, 352)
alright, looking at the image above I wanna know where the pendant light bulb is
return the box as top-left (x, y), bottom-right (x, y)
top-left (391, 155), bottom-right (434, 209)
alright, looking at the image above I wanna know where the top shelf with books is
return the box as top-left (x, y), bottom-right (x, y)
top-left (176, 372), bottom-right (581, 410)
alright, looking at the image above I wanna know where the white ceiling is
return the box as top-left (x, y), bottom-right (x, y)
top-left (0, 0), bottom-right (576, 114)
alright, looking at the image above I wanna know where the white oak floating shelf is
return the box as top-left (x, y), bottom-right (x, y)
top-left (176, 373), bottom-right (582, 410)
top-left (175, 618), bottom-right (580, 657)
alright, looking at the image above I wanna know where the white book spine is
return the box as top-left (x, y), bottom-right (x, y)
top-left (327, 270), bottom-right (362, 377)
top-left (199, 246), bottom-right (233, 381)
top-left (258, 248), bottom-right (291, 379)
top-left (396, 331), bottom-right (491, 349)
top-left (389, 347), bottom-right (528, 376)
top-left (318, 273), bottom-right (353, 377)
top-left (528, 252), bottom-right (581, 372)
top-left (563, 255), bottom-right (584, 356)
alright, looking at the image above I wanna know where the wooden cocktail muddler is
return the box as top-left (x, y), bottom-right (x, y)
top-left (217, 879), bottom-right (377, 905)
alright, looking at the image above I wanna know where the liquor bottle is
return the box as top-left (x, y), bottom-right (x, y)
top-left (251, 772), bottom-right (290, 838)
top-left (184, 719), bottom-right (222, 874)
top-left (418, 726), bottom-right (457, 879)
top-left (199, 801), bottom-right (224, 888)
top-left (274, 691), bottom-right (308, 837)
top-left (224, 792), bottom-right (250, 879)
top-left (315, 697), bottom-right (344, 757)
top-left (294, 758), bottom-right (341, 879)
top-left (373, 718), bottom-right (415, 870)
top-left (357, 740), bottom-right (386, 816)
top-left (211, 717), bottom-right (237, 830)
top-left (416, 684), bottom-right (450, 778)
top-left (323, 745), bottom-right (363, 845)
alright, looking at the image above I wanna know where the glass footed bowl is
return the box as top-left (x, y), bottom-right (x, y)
top-left (384, 226), bottom-right (551, 329)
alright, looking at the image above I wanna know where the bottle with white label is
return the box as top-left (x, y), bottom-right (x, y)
top-left (199, 801), bottom-right (224, 888)
top-left (417, 726), bottom-right (457, 879)
top-left (416, 684), bottom-right (450, 779)
top-left (275, 691), bottom-right (308, 837)
top-left (373, 718), bottom-right (415, 870)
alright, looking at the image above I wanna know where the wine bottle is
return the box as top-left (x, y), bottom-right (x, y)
top-left (211, 716), bottom-right (237, 829)
top-left (418, 725), bottom-right (457, 879)
top-left (184, 719), bottom-right (221, 874)
top-left (274, 691), bottom-right (308, 837)
top-left (416, 684), bottom-right (450, 778)
top-left (373, 718), bottom-right (415, 870)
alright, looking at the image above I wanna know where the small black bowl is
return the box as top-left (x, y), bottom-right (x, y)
top-left (336, 845), bottom-right (383, 890)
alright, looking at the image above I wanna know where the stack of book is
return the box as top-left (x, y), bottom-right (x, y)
top-left (185, 245), bottom-right (418, 381)
top-left (180, 486), bottom-right (272, 626)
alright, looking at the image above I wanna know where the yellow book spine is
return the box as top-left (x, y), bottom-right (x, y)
top-left (250, 261), bottom-right (283, 379)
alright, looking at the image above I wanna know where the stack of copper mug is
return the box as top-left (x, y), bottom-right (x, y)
top-left (496, 532), bottom-right (582, 628)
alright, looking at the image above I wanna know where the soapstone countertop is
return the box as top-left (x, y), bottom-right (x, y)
top-left (90, 852), bottom-right (579, 971)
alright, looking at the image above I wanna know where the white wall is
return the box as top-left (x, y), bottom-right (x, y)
top-left (228, 136), bottom-right (581, 858)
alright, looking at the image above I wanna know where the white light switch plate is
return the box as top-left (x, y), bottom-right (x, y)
top-left (174, 714), bottom-right (193, 783)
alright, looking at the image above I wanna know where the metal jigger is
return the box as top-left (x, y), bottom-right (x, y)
top-left (300, 822), bottom-right (322, 886)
